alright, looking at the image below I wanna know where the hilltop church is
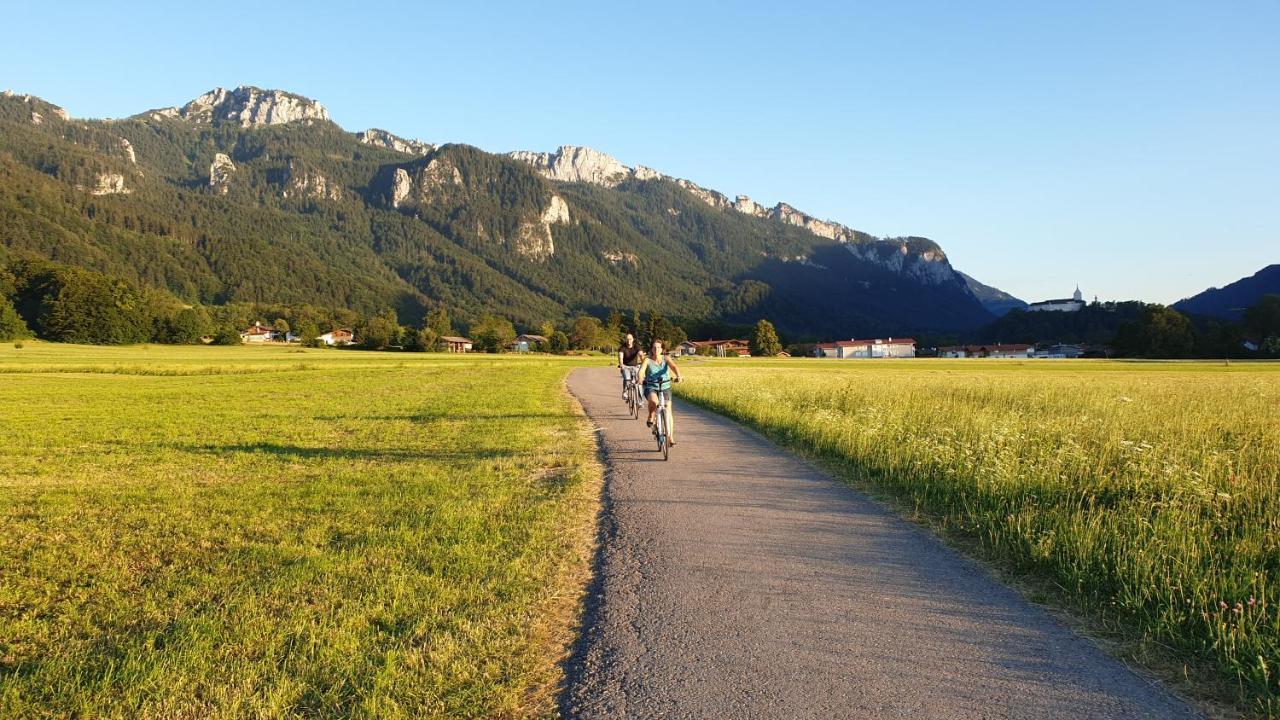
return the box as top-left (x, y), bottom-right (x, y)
top-left (1026, 286), bottom-right (1086, 313)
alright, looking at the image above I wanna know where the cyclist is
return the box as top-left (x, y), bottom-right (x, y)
top-left (639, 339), bottom-right (683, 446)
top-left (617, 332), bottom-right (643, 401)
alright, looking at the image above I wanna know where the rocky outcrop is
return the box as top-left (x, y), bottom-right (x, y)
top-left (514, 195), bottom-right (570, 261)
top-left (391, 168), bottom-right (413, 209)
top-left (601, 250), bottom-right (639, 267)
top-left (357, 128), bottom-right (434, 156)
top-left (118, 137), bottom-right (136, 164)
top-left (508, 146), bottom-right (636, 187)
top-left (733, 195), bottom-right (768, 218)
top-left (209, 153), bottom-right (236, 194)
top-left (283, 163), bottom-right (342, 201)
top-left (673, 178), bottom-right (730, 210)
top-left (153, 86), bottom-right (329, 127)
top-left (84, 172), bottom-right (129, 195)
top-left (846, 238), bottom-right (957, 285)
top-left (388, 157), bottom-right (463, 210)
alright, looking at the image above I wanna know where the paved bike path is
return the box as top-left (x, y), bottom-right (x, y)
top-left (563, 366), bottom-right (1200, 719)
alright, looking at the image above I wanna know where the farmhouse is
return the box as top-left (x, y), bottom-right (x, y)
top-left (1027, 286), bottom-right (1085, 313)
top-left (679, 339), bottom-right (751, 357)
top-left (240, 322), bottom-right (276, 343)
top-left (439, 335), bottom-right (473, 353)
top-left (511, 334), bottom-right (548, 352)
top-left (815, 337), bottom-right (916, 359)
top-left (317, 328), bottom-right (354, 346)
top-left (938, 344), bottom-right (1034, 359)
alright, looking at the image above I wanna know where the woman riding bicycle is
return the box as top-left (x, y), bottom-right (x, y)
top-left (640, 339), bottom-right (683, 446)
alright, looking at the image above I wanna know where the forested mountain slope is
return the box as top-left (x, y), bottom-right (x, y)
top-left (0, 86), bottom-right (1001, 337)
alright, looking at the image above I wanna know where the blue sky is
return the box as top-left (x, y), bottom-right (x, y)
top-left (3, 0), bottom-right (1276, 303)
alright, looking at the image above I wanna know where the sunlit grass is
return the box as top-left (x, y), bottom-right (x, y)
top-left (677, 357), bottom-right (1280, 716)
top-left (0, 342), bottom-right (602, 719)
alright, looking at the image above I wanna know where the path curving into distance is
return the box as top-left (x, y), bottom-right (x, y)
top-left (562, 367), bottom-right (1200, 720)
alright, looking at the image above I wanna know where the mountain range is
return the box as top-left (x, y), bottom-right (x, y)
top-left (1172, 264), bottom-right (1280, 321)
top-left (0, 85), bottom-right (1022, 338)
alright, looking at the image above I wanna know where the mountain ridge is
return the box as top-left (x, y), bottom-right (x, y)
top-left (0, 84), bottom-right (1003, 338)
top-left (1172, 264), bottom-right (1280, 321)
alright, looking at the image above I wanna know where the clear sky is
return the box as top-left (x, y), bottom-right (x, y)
top-left (3, 1), bottom-right (1276, 303)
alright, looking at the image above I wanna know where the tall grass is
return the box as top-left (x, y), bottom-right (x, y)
top-left (678, 359), bottom-right (1280, 715)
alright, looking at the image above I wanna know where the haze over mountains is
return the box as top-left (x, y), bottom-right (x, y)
top-left (3, 84), bottom-right (1030, 337)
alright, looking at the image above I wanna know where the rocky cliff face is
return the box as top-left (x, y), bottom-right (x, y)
top-left (282, 162), bottom-right (342, 201)
top-left (508, 146), bottom-right (635, 187)
top-left (388, 156), bottom-right (464, 210)
top-left (151, 86), bottom-right (329, 127)
top-left (209, 153), bottom-right (236, 194)
top-left (847, 238), bottom-right (956, 285)
top-left (507, 144), bottom-right (880, 249)
top-left (84, 172), bottom-right (129, 195)
top-left (514, 195), bottom-right (570, 261)
top-left (357, 128), bottom-right (434, 156)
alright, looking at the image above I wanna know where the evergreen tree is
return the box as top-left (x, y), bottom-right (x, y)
top-left (1243, 295), bottom-right (1280, 339)
top-left (605, 309), bottom-right (624, 345)
top-left (751, 319), bottom-right (782, 356)
top-left (426, 308), bottom-right (453, 337)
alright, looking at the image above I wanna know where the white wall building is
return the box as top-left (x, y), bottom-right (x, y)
top-left (1027, 286), bottom-right (1085, 313)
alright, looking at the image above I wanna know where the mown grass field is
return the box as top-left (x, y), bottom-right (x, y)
top-left (677, 357), bottom-right (1280, 716)
top-left (0, 342), bottom-right (602, 719)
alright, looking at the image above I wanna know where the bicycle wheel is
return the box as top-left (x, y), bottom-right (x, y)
top-left (629, 386), bottom-right (639, 419)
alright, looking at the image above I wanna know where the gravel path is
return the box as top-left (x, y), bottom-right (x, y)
top-left (562, 366), bottom-right (1201, 720)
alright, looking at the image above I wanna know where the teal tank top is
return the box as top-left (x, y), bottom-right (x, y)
top-left (643, 358), bottom-right (671, 390)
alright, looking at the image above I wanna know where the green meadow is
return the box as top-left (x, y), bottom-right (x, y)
top-left (0, 343), bottom-right (601, 719)
top-left (677, 357), bottom-right (1280, 716)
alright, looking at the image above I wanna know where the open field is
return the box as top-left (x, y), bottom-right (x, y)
top-left (0, 343), bottom-right (602, 719)
top-left (676, 357), bottom-right (1280, 716)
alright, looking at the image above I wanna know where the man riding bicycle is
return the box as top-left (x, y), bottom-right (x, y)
top-left (618, 332), bottom-right (643, 400)
top-left (639, 339), bottom-right (683, 446)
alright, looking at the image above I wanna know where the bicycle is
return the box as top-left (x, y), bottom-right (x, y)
top-left (649, 379), bottom-right (679, 460)
top-left (621, 367), bottom-right (643, 419)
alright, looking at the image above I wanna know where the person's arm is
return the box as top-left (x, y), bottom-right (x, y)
top-left (618, 349), bottom-right (624, 368)
top-left (667, 357), bottom-right (682, 381)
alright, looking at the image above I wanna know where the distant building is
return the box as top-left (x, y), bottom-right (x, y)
top-left (1033, 343), bottom-right (1085, 359)
top-left (318, 328), bottom-right (354, 346)
top-left (680, 339), bottom-right (751, 357)
top-left (439, 335), bottom-right (473, 353)
top-left (511, 334), bottom-right (548, 352)
top-left (1027, 286), bottom-right (1085, 313)
top-left (815, 338), bottom-right (916, 359)
top-left (938, 344), bottom-right (1034, 359)
top-left (241, 322), bottom-right (276, 343)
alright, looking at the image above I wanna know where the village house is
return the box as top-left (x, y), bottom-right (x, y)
top-left (511, 334), bottom-right (548, 352)
top-left (815, 337), bottom-right (916, 359)
top-left (240, 322), bottom-right (276, 343)
top-left (678, 339), bottom-right (751, 357)
top-left (439, 335), bottom-right (473, 353)
top-left (317, 328), bottom-right (354, 346)
top-left (938, 344), bottom-right (1034, 359)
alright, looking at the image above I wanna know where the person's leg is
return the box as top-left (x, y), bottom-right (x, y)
top-left (645, 388), bottom-right (658, 425)
top-left (665, 390), bottom-right (676, 444)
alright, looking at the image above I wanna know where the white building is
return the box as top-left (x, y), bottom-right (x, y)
top-left (1027, 286), bottom-right (1085, 313)
top-left (939, 344), bottom-right (1034, 359)
top-left (815, 337), bottom-right (916, 359)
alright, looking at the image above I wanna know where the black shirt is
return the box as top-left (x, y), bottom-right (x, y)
top-left (620, 344), bottom-right (642, 366)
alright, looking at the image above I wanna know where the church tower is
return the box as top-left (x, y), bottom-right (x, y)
top-left (1072, 285), bottom-right (1083, 302)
